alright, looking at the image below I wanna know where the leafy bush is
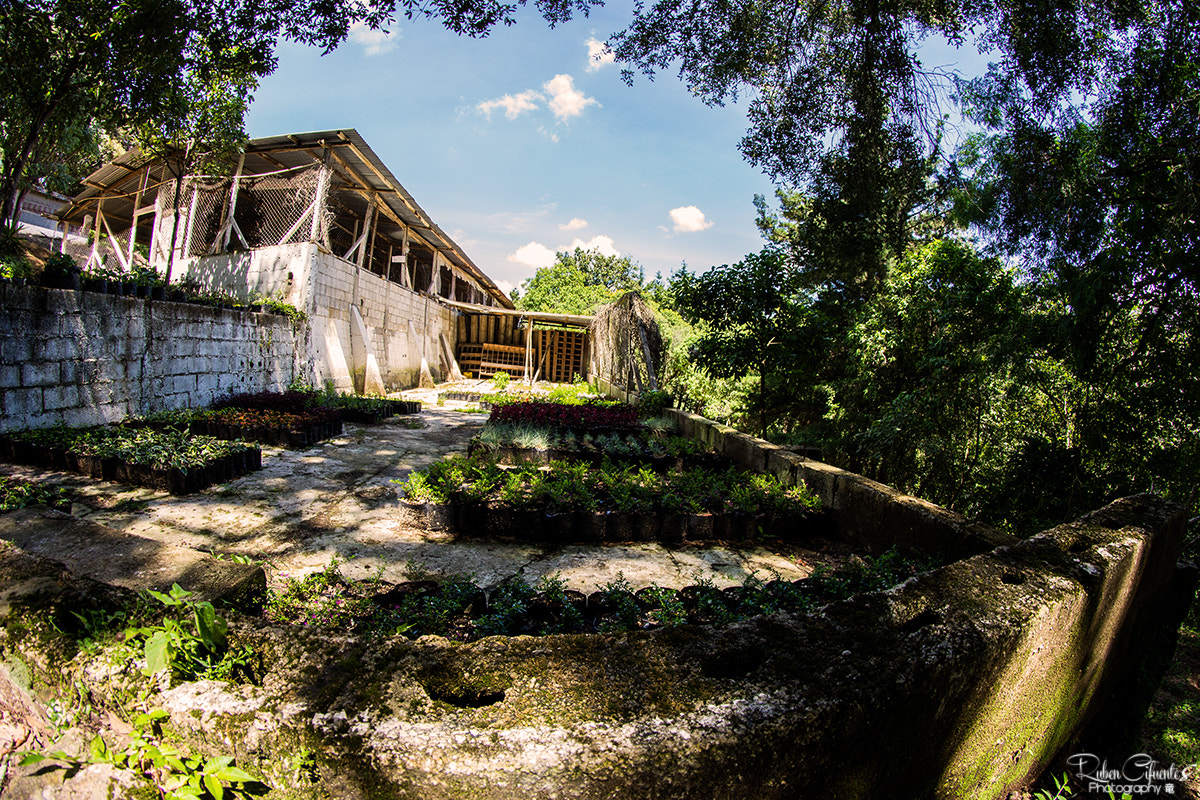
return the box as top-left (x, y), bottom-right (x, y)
top-left (0, 476), bottom-right (70, 511)
top-left (122, 583), bottom-right (254, 683)
top-left (637, 389), bottom-right (673, 418)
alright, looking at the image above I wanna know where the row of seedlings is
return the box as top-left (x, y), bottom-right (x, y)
top-left (0, 426), bottom-right (262, 495)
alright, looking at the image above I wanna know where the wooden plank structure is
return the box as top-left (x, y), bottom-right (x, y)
top-left (443, 299), bottom-right (593, 383)
top-left (52, 129), bottom-right (513, 312)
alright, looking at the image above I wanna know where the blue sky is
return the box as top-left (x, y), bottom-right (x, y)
top-left (245, 3), bottom-right (990, 296)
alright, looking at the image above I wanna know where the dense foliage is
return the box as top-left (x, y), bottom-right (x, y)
top-left (632, 0), bottom-right (1200, 536)
top-left (511, 247), bottom-right (644, 314)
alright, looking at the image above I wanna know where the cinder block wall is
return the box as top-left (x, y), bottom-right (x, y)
top-left (0, 284), bottom-right (306, 431)
top-left (309, 250), bottom-right (455, 392)
top-left (180, 244), bottom-right (458, 393)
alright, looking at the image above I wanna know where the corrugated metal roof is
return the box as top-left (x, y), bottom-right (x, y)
top-left (56, 128), bottom-right (514, 308)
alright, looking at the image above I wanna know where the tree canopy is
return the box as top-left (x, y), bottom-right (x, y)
top-left (512, 248), bottom-right (643, 315)
top-left (0, 0), bottom-right (600, 234)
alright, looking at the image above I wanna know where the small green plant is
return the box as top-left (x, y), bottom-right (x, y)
top-left (256, 294), bottom-right (306, 323)
top-left (19, 708), bottom-right (265, 799)
top-left (264, 559), bottom-right (375, 629)
top-left (476, 578), bottom-right (536, 637)
top-left (122, 584), bottom-right (253, 683)
top-left (1031, 772), bottom-right (1075, 799)
top-left (640, 586), bottom-right (687, 627)
top-left (596, 573), bottom-right (641, 633)
top-left (0, 476), bottom-right (71, 511)
top-left (534, 573), bottom-right (585, 633)
top-left (492, 371), bottom-right (511, 391)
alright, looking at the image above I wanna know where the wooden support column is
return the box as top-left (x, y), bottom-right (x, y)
top-left (126, 165), bottom-right (150, 265)
top-left (181, 185), bottom-right (200, 263)
top-left (524, 320), bottom-right (533, 382)
top-left (87, 208), bottom-right (102, 271)
top-left (400, 226), bottom-right (410, 288)
top-left (638, 323), bottom-right (659, 391)
top-left (439, 333), bottom-right (464, 381)
top-left (309, 156), bottom-right (330, 243)
top-left (355, 202), bottom-right (375, 269)
top-left (100, 207), bottom-right (131, 273)
top-left (219, 154), bottom-right (245, 251)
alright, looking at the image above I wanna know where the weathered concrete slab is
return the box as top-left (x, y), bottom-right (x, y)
top-left (0, 507), bottom-right (264, 609)
top-left (0, 495), bottom-right (1187, 800)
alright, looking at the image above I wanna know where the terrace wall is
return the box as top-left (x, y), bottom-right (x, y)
top-left (0, 283), bottom-right (306, 432)
top-left (666, 408), bottom-right (1020, 558)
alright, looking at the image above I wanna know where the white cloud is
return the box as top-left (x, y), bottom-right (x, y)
top-left (586, 38), bottom-right (615, 72)
top-left (477, 89), bottom-right (544, 120)
top-left (486, 204), bottom-right (556, 234)
top-left (537, 126), bottom-right (560, 143)
top-left (559, 218), bottom-right (588, 231)
top-left (349, 21), bottom-right (399, 57)
top-left (567, 235), bottom-right (619, 256)
top-left (495, 279), bottom-right (516, 296)
top-left (543, 74), bottom-right (599, 120)
top-left (669, 205), bottom-right (714, 233)
top-left (508, 241), bottom-right (557, 270)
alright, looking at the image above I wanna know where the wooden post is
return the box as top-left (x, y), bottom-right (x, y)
top-left (309, 158), bottom-right (330, 243)
top-left (127, 165), bottom-right (150, 265)
top-left (400, 226), bottom-right (410, 288)
top-left (356, 202), bottom-right (375, 269)
top-left (87, 208), bottom-right (101, 271)
top-left (439, 332), bottom-right (464, 381)
top-left (100, 207), bottom-right (131, 273)
top-left (181, 185), bottom-right (199, 263)
top-left (220, 154), bottom-right (245, 251)
top-left (524, 321), bottom-right (533, 382)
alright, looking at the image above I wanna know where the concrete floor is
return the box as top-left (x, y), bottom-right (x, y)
top-left (0, 399), bottom-right (845, 593)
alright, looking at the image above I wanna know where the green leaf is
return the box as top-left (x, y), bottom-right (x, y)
top-left (147, 588), bottom-right (180, 607)
top-left (192, 602), bottom-right (227, 652)
top-left (88, 735), bottom-right (110, 763)
top-left (144, 629), bottom-right (172, 675)
top-left (203, 773), bottom-right (225, 800)
top-left (213, 765), bottom-right (256, 783)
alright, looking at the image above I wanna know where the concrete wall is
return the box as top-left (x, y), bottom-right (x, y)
top-left (177, 243), bottom-right (458, 394)
top-left (667, 408), bottom-right (1020, 559)
top-left (0, 283), bottom-right (305, 431)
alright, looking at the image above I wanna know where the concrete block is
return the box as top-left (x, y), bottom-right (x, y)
top-left (767, 449), bottom-right (804, 488)
top-left (0, 364), bottom-right (19, 389)
top-left (61, 406), bottom-right (101, 429)
top-left (722, 431), bottom-right (770, 472)
top-left (42, 384), bottom-right (81, 411)
top-left (171, 374), bottom-right (197, 395)
top-left (2, 336), bottom-right (33, 362)
top-left (21, 361), bottom-right (59, 387)
top-left (3, 387), bottom-right (43, 417)
top-left (44, 336), bottom-right (84, 362)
